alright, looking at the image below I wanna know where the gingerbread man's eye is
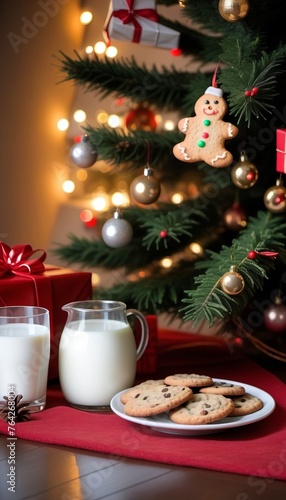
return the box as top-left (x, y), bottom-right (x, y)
top-left (204, 100), bottom-right (210, 104)
top-left (214, 100), bottom-right (219, 105)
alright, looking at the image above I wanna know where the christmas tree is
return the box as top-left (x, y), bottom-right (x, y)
top-left (55, 0), bottom-right (286, 361)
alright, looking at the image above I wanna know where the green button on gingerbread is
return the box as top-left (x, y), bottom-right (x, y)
top-left (198, 140), bottom-right (206, 148)
top-left (203, 119), bottom-right (211, 126)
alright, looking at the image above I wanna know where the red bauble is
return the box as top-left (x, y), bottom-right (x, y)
top-left (124, 104), bottom-right (157, 131)
top-left (223, 203), bottom-right (248, 231)
top-left (264, 302), bottom-right (286, 333)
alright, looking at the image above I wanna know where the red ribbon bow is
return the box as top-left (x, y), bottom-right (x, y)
top-left (111, 0), bottom-right (159, 43)
top-left (0, 243), bottom-right (46, 277)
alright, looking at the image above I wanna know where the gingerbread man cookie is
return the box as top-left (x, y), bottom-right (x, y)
top-left (173, 86), bottom-right (239, 168)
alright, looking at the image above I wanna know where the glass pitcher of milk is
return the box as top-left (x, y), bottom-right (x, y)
top-left (58, 300), bottom-right (149, 410)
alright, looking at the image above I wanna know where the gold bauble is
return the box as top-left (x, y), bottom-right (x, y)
top-left (231, 153), bottom-right (258, 189)
top-left (263, 179), bottom-right (286, 213)
top-left (130, 167), bottom-right (161, 205)
top-left (220, 267), bottom-right (245, 295)
top-left (218, 0), bottom-right (250, 22)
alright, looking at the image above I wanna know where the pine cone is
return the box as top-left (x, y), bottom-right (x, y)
top-left (0, 394), bottom-right (31, 422)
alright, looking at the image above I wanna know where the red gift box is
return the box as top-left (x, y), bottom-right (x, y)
top-left (276, 128), bottom-right (286, 173)
top-left (0, 243), bottom-right (157, 380)
top-left (0, 243), bottom-right (92, 380)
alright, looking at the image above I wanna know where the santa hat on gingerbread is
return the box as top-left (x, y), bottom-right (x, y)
top-left (205, 63), bottom-right (223, 97)
top-left (204, 86), bottom-right (223, 97)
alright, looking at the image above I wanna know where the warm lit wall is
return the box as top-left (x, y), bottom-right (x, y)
top-left (0, 0), bottom-right (84, 250)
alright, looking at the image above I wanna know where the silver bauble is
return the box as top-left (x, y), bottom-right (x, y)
top-left (102, 211), bottom-right (133, 248)
top-left (70, 135), bottom-right (97, 168)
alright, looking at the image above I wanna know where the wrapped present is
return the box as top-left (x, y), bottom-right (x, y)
top-left (276, 128), bottom-right (286, 173)
top-left (103, 0), bottom-right (180, 50)
top-left (0, 243), bottom-right (92, 380)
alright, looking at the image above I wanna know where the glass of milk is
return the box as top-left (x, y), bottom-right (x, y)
top-left (58, 300), bottom-right (149, 411)
top-left (0, 306), bottom-right (50, 413)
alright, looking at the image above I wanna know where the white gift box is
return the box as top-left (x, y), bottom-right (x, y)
top-left (103, 0), bottom-right (180, 49)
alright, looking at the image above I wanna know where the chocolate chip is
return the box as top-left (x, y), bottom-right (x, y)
top-left (161, 388), bottom-right (168, 393)
top-left (200, 410), bottom-right (208, 415)
top-left (164, 393), bottom-right (171, 398)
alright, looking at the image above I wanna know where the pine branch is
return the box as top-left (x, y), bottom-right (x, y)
top-left (55, 51), bottom-right (208, 113)
top-left (53, 201), bottom-right (221, 272)
top-left (181, 211), bottom-right (286, 326)
top-left (95, 259), bottom-right (196, 315)
top-left (221, 46), bottom-right (286, 126)
top-left (55, 51), bottom-right (217, 117)
top-left (140, 208), bottom-right (204, 250)
top-left (83, 124), bottom-right (181, 169)
top-left (52, 233), bottom-right (152, 271)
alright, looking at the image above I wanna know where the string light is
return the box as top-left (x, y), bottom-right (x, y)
top-left (92, 273), bottom-right (101, 286)
top-left (107, 114), bottom-right (121, 128)
top-left (91, 192), bottom-right (110, 212)
top-left (62, 180), bottom-right (75, 193)
top-left (111, 191), bottom-right (130, 206)
top-left (106, 46), bottom-right (118, 58)
top-left (171, 192), bottom-right (184, 204)
top-left (189, 242), bottom-right (204, 256)
top-left (164, 120), bottom-right (175, 131)
top-left (80, 11), bottom-right (93, 25)
top-left (96, 111), bottom-right (109, 124)
top-left (85, 45), bottom-right (93, 54)
top-left (94, 41), bottom-right (106, 54)
top-left (73, 110), bottom-right (86, 123)
top-left (160, 257), bottom-right (173, 268)
top-left (57, 118), bottom-right (69, 131)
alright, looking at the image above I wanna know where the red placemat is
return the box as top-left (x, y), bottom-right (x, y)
top-left (1, 330), bottom-right (286, 480)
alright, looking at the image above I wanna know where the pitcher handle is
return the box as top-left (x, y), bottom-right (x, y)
top-left (126, 309), bottom-right (149, 360)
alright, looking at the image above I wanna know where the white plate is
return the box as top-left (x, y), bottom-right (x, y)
top-left (110, 378), bottom-right (276, 435)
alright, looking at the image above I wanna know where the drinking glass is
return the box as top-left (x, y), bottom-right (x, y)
top-left (0, 306), bottom-right (50, 413)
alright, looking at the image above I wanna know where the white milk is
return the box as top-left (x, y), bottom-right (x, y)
top-left (59, 319), bottom-right (137, 406)
top-left (0, 324), bottom-right (50, 405)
